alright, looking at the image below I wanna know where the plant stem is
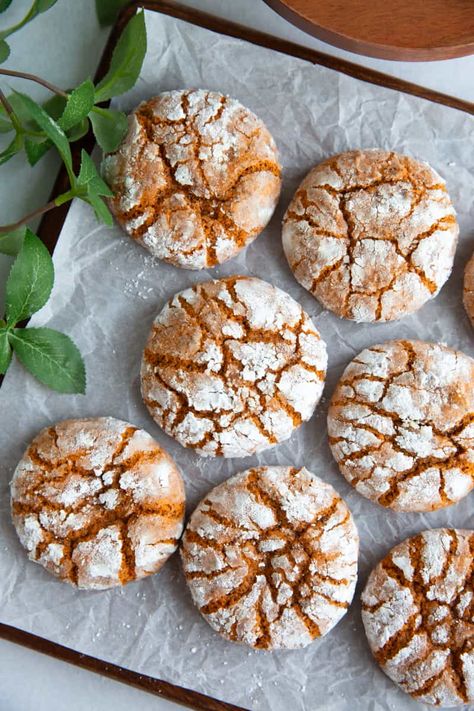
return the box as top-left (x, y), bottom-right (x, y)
top-left (0, 68), bottom-right (67, 98)
top-left (0, 199), bottom-right (59, 234)
top-left (0, 88), bottom-right (22, 133)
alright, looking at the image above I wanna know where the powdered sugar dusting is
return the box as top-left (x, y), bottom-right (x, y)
top-left (181, 466), bottom-right (358, 650)
top-left (11, 417), bottom-right (185, 589)
top-left (102, 89), bottom-right (281, 270)
top-left (141, 276), bottom-right (327, 458)
top-left (362, 529), bottom-right (474, 706)
top-left (328, 340), bottom-right (474, 512)
top-left (282, 149), bottom-right (458, 322)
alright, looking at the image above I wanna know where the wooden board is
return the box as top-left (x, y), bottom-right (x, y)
top-left (0, 1), bottom-right (473, 709)
top-left (263, 0), bottom-right (474, 61)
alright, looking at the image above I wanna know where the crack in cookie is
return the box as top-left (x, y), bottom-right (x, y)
top-left (328, 340), bottom-right (474, 512)
top-left (102, 89), bottom-right (281, 269)
top-left (11, 417), bottom-right (185, 589)
top-left (140, 276), bottom-right (327, 458)
top-left (181, 466), bottom-right (358, 649)
top-left (362, 529), bottom-right (474, 706)
top-left (463, 251), bottom-right (474, 328)
top-left (282, 150), bottom-right (458, 322)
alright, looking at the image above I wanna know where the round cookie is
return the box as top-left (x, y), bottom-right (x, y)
top-left (141, 276), bottom-right (327, 458)
top-left (463, 251), bottom-right (474, 327)
top-left (102, 89), bottom-right (281, 269)
top-left (328, 341), bottom-right (474, 511)
top-left (328, 340), bottom-right (474, 512)
top-left (181, 466), bottom-right (358, 650)
top-left (282, 149), bottom-right (458, 322)
top-left (362, 529), bottom-right (474, 707)
top-left (11, 417), bottom-right (185, 589)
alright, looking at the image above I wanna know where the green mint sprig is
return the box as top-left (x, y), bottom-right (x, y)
top-left (95, 0), bottom-right (130, 27)
top-left (0, 10), bottom-right (146, 241)
top-left (0, 229), bottom-right (86, 393)
top-left (0, 10), bottom-right (146, 163)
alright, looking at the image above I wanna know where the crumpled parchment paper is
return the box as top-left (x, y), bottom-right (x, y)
top-left (1, 9), bottom-right (473, 711)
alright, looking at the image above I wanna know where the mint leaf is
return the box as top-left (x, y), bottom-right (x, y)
top-left (59, 79), bottom-right (95, 132)
top-left (24, 136), bottom-right (51, 165)
top-left (43, 93), bottom-right (67, 121)
top-left (13, 91), bottom-right (73, 178)
top-left (0, 0), bottom-right (13, 12)
top-left (0, 131), bottom-right (22, 165)
top-left (95, 0), bottom-right (129, 26)
top-left (5, 228), bottom-right (54, 325)
top-left (0, 227), bottom-right (25, 256)
top-left (85, 189), bottom-right (113, 225)
top-left (0, 114), bottom-right (13, 133)
top-left (36, 0), bottom-right (58, 11)
top-left (77, 150), bottom-right (113, 196)
top-left (66, 117), bottom-right (89, 142)
top-left (0, 329), bottom-right (12, 374)
top-left (90, 107), bottom-right (127, 153)
top-left (0, 38), bottom-right (10, 63)
top-left (9, 327), bottom-right (86, 394)
top-left (94, 10), bottom-right (146, 103)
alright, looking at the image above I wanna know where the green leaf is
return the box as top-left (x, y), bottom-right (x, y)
top-left (0, 131), bottom-right (22, 165)
top-left (0, 38), bottom-right (10, 63)
top-left (0, 328), bottom-right (12, 374)
top-left (59, 78), bottom-right (95, 132)
top-left (36, 0), bottom-right (58, 12)
top-left (12, 91), bottom-right (73, 177)
top-left (24, 136), bottom-right (51, 165)
top-left (9, 327), bottom-right (86, 393)
top-left (95, 0), bottom-right (129, 26)
top-left (67, 117), bottom-right (89, 142)
top-left (0, 115), bottom-right (13, 133)
top-left (90, 106), bottom-right (127, 152)
top-left (77, 150), bottom-right (113, 196)
top-left (5, 228), bottom-right (54, 325)
top-left (43, 93), bottom-right (67, 121)
top-left (0, 227), bottom-right (25, 256)
top-left (0, 0), bottom-right (13, 12)
top-left (85, 189), bottom-right (113, 225)
top-left (94, 10), bottom-right (146, 103)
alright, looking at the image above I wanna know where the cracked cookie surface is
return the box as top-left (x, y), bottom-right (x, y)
top-left (141, 276), bottom-right (327, 458)
top-left (282, 149), bottom-right (458, 322)
top-left (181, 465), bottom-right (358, 649)
top-left (10, 417), bottom-right (185, 590)
top-left (328, 340), bottom-right (474, 512)
top-left (102, 89), bottom-right (281, 269)
top-left (463, 252), bottom-right (474, 327)
top-left (362, 528), bottom-right (474, 707)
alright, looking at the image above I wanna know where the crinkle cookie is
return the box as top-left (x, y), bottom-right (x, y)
top-left (362, 529), bottom-right (474, 707)
top-left (181, 466), bottom-right (358, 649)
top-left (463, 251), bottom-right (474, 327)
top-left (328, 340), bottom-right (474, 512)
top-left (102, 89), bottom-right (281, 269)
top-left (11, 417), bottom-right (185, 589)
top-left (141, 276), bottom-right (327, 458)
top-left (282, 149), bottom-right (458, 322)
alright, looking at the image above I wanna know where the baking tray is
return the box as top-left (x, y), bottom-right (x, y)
top-left (0, 2), bottom-right (473, 710)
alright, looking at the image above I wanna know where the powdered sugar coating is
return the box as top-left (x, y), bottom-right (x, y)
top-left (282, 150), bottom-right (458, 322)
top-left (102, 89), bottom-right (281, 269)
top-left (181, 466), bottom-right (358, 649)
top-left (362, 529), bottom-right (474, 707)
top-left (328, 340), bottom-right (474, 512)
top-left (141, 276), bottom-right (327, 458)
top-left (463, 251), bottom-right (474, 327)
top-left (11, 417), bottom-right (185, 589)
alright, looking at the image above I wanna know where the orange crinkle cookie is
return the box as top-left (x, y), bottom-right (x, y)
top-left (328, 340), bottom-right (474, 512)
top-left (102, 89), bottom-right (282, 269)
top-left (282, 149), bottom-right (458, 322)
top-left (362, 529), bottom-right (474, 707)
top-left (141, 276), bottom-right (327, 458)
top-left (11, 417), bottom-right (185, 589)
top-left (181, 465), bottom-right (358, 649)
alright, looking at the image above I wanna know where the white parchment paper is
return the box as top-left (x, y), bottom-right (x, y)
top-left (1, 10), bottom-right (473, 711)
